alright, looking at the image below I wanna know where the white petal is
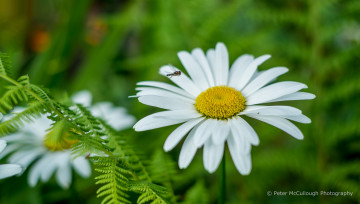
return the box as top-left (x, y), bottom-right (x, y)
top-left (134, 110), bottom-right (200, 131)
top-left (28, 154), bottom-right (54, 187)
top-left (214, 42), bottom-right (229, 85)
top-left (0, 164), bottom-right (22, 179)
top-left (153, 109), bottom-right (201, 120)
top-left (193, 119), bottom-right (217, 147)
top-left (21, 115), bottom-right (52, 138)
top-left (178, 51), bottom-right (209, 90)
top-left (266, 92), bottom-right (316, 103)
top-left (138, 95), bottom-right (194, 110)
top-left (241, 105), bottom-right (302, 116)
top-left (248, 115), bottom-right (304, 140)
top-left (8, 149), bottom-right (33, 164)
top-left (229, 119), bottom-right (251, 153)
top-left (72, 157), bottom-right (91, 178)
top-left (280, 114), bottom-right (311, 124)
top-left (0, 143), bottom-right (23, 160)
top-left (234, 55), bottom-right (271, 90)
top-left (137, 81), bottom-right (194, 99)
top-left (0, 140), bottom-right (6, 153)
top-left (71, 90), bottom-right (92, 107)
top-left (191, 48), bottom-right (215, 87)
top-left (234, 117), bottom-right (259, 145)
top-left (242, 67), bottom-right (289, 96)
top-left (228, 138), bottom-right (252, 175)
top-left (159, 65), bottom-right (201, 97)
top-left (203, 140), bottom-right (224, 173)
top-left (206, 49), bottom-right (218, 85)
top-left (212, 120), bottom-right (230, 145)
top-left (178, 125), bottom-right (200, 169)
top-left (228, 54), bottom-right (254, 87)
top-left (164, 118), bottom-right (204, 152)
top-left (246, 82), bottom-right (308, 105)
top-left (136, 87), bottom-right (194, 102)
top-left (134, 118), bottom-right (188, 131)
top-left (9, 149), bottom-right (43, 169)
top-left (40, 154), bottom-right (59, 182)
top-left (56, 157), bottom-right (72, 189)
top-left (0, 133), bottom-right (28, 143)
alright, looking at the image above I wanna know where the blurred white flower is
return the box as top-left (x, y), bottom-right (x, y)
top-left (0, 112), bottom-right (91, 189)
top-left (133, 42), bottom-right (315, 174)
top-left (0, 91), bottom-right (135, 188)
top-left (72, 90), bottom-right (136, 131)
top-left (0, 140), bottom-right (22, 179)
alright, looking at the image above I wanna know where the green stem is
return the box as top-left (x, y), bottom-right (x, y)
top-left (218, 154), bottom-right (226, 204)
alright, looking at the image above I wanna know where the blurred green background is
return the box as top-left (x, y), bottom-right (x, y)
top-left (0, 0), bottom-right (359, 203)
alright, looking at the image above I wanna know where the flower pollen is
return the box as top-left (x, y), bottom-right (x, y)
top-left (195, 86), bottom-right (246, 120)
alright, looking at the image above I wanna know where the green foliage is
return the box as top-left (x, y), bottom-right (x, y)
top-left (0, 52), bottom-right (12, 77)
top-left (71, 104), bottom-right (109, 157)
top-left (0, 101), bottom-right (47, 135)
top-left (129, 181), bottom-right (170, 204)
top-left (182, 180), bottom-right (209, 204)
top-left (92, 156), bottom-right (132, 204)
top-left (0, 86), bottom-right (29, 113)
top-left (0, 54), bottom-right (176, 204)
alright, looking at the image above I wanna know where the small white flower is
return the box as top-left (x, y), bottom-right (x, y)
top-left (0, 91), bottom-right (135, 188)
top-left (0, 140), bottom-right (22, 179)
top-left (133, 42), bottom-right (315, 175)
top-left (0, 113), bottom-right (91, 189)
top-left (72, 90), bottom-right (136, 131)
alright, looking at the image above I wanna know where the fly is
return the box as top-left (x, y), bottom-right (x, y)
top-left (166, 64), bottom-right (181, 78)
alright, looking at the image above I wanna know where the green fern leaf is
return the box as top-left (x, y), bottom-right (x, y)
top-left (0, 52), bottom-right (12, 77)
top-left (129, 181), bottom-right (171, 204)
top-left (0, 85), bottom-right (29, 114)
top-left (92, 156), bottom-right (132, 204)
top-left (71, 104), bottom-right (109, 157)
top-left (0, 102), bottom-right (47, 136)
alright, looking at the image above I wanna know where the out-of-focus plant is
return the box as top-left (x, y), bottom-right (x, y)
top-left (0, 53), bottom-right (175, 203)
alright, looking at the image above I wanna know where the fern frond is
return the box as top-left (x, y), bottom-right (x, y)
top-left (148, 150), bottom-right (177, 202)
top-left (98, 124), bottom-right (176, 203)
top-left (0, 102), bottom-right (47, 136)
top-left (73, 104), bottom-right (105, 137)
top-left (71, 104), bottom-right (109, 157)
top-left (0, 52), bottom-right (12, 77)
top-left (99, 121), bottom-right (153, 182)
top-left (72, 133), bottom-right (109, 157)
top-left (150, 150), bottom-right (177, 184)
top-left (129, 181), bottom-right (171, 204)
top-left (0, 85), bottom-right (29, 114)
top-left (92, 156), bottom-right (132, 204)
top-left (29, 84), bottom-right (57, 106)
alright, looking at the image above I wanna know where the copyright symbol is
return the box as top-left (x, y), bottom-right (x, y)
top-left (267, 191), bottom-right (272, 196)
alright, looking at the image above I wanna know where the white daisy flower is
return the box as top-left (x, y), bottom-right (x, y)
top-left (0, 112), bottom-right (91, 189)
top-left (0, 91), bottom-right (135, 188)
top-left (0, 140), bottom-right (22, 179)
top-left (133, 42), bottom-right (315, 175)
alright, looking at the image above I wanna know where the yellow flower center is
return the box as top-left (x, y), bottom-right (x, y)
top-left (43, 130), bottom-right (78, 151)
top-left (195, 86), bottom-right (246, 120)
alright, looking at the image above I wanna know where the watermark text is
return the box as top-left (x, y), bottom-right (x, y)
top-left (267, 190), bottom-right (353, 197)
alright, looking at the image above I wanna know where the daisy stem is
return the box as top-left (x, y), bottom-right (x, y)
top-left (218, 154), bottom-right (226, 204)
